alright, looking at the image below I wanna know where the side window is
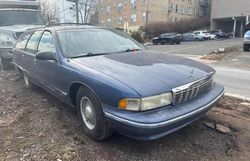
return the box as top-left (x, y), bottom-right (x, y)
top-left (26, 31), bottom-right (42, 54)
top-left (16, 33), bottom-right (31, 50)
top-left (38, 31), bottom-right (56, 53)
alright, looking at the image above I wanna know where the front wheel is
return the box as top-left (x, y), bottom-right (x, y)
top-left (76, 87), bottom-right (112, 141)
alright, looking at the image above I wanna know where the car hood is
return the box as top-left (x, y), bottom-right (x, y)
top-left (71, 51), bottom-right (215, 97)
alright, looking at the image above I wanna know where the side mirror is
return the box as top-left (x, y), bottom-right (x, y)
top-left (36, 51), bottom-right (57, 61)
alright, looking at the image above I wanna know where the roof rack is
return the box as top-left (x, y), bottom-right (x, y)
top-left (45, 23), bottom-right (97, 27)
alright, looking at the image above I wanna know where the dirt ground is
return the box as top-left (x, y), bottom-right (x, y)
top-left (0, 70), bottom-right (250, 161)
top-left (201, 45), bottom-right (242, 61)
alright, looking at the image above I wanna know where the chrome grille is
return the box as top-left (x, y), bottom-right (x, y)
top-left (172, 76), bottom-right (213, 105)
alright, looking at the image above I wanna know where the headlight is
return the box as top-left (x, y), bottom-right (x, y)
top-left (118, 93), bottom-right (173, 111)
top-left (141, 93), bottom-right (172, 111)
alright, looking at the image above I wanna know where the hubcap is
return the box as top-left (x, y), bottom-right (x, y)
top-left (80, 97), bottom-right (96, 130)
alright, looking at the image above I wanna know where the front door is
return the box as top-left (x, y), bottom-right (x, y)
top-left (35, 31), bottom-right (60, 94)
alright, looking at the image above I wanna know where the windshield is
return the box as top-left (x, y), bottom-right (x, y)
top-left (57, 28), bottom-right (144, 58)
top-left (0, 10), bottom-right (44, 26)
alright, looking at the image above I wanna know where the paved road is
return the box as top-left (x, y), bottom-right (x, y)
top-left (149, 38), bottom-right (242, 56)
top-left (149, 38), bottom-right (250, 100)
top-left (213, 65), bottom-right (250, 100)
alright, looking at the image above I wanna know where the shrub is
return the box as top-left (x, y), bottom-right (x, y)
top-left (130, 30), bottom-right (144, 43)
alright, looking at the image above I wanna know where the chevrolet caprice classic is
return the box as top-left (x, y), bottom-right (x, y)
top-left (12, 25), bottom-right (224, 141)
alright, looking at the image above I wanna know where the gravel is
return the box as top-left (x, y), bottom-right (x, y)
top-left (0, 70), bottom-right (250, 161)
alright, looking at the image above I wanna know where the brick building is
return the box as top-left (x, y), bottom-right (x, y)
top-left (99, 0), bottom-right (210, 32)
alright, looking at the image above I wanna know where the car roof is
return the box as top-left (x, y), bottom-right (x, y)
top-left (27, 24), bottom-right (107, 32)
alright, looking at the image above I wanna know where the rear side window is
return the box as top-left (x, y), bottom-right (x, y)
top-left (26, 31), bottom-right (43, 54)
top-left (16, 33), bottom-right (32, 50)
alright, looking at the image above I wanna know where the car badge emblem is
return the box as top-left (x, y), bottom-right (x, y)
top-left (189, 69), bottom-right (194, 78)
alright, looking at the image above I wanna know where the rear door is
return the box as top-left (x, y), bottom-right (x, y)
top-left (23, 30), bottom-right (43, 81)
top-left (13, 32), bottom-right (32, 68)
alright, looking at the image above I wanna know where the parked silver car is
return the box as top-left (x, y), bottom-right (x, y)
top-left (243, 31), bottom-right (250, 51)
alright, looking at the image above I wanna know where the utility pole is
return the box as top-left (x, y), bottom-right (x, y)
top-left (76, 0), bottom-right (79, 24)
top-left (67, 0), bottom-right (80, 24)
top-left (145, 0), bottom-right (150, 38)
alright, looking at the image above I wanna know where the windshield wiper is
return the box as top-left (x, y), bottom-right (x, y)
top-left (70, 52), bottom-right (105, 59)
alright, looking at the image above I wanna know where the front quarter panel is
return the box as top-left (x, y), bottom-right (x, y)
top-left (64, 59), bottom-right (141, 107)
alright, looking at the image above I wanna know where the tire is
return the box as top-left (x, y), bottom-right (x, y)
top-left (176, 41), bottom-right (181, 44)
top-left (23, 73), bottom-right (36, 89)
top-left (243, 44), bottom-right (249, 52)
top-left (0, 56), bottom-right (13, 71)
top-left (76, 86), bottom-right (112, 141)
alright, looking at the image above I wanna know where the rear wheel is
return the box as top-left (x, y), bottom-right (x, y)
top-left (76, 86), bottom-right (112, 141)
top-left (243, 44), bottom-right (249, 52)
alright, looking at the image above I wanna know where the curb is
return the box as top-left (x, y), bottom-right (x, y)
top-left (225, 93), bottom-right (250, 102)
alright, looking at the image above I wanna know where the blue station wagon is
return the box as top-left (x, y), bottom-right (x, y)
top-left (12, 25), bottom-right (224, 141)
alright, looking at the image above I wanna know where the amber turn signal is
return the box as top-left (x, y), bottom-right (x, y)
top-left (118, 99), bottom-right (128, 109)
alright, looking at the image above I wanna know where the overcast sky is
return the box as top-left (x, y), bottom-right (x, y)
top-left (41, 0), bottom-right (75, 22)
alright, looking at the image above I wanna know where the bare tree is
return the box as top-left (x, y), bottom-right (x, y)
top-left (39, 0), bottom-right (60, 24)
top-left (71, 0), bottom-right (98, 23)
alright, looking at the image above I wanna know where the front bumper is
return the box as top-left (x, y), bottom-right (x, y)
top-left (103, 83), bottom-right (224, 140)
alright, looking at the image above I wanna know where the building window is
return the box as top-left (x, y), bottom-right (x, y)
top-left (182, 6), bottom-right (185, 14)
top-left (106, 6), bottom-right (111, 13)
top-left (169, 2), bottom-right (173, 11)
top-left (142, 12), bottom-right (146, 21)
top-left (175, 5), bottom-right (182, 13)
top-left (117, 3), bottom-right (123, 12)
top-left (187, 7), bottom-right (193, 15)
top-left (107, 18), bottom-right (112, 25)
top-left (188, 0), bottom-right (192, 4)
top-left (142, 0), bottom-right (147, 6)
top-left (131, 0), bottom-right (137, 9)
top-left (118, 17), bottom-right (123, 24)
top-left (131, 14), bottom-right (137, 22)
